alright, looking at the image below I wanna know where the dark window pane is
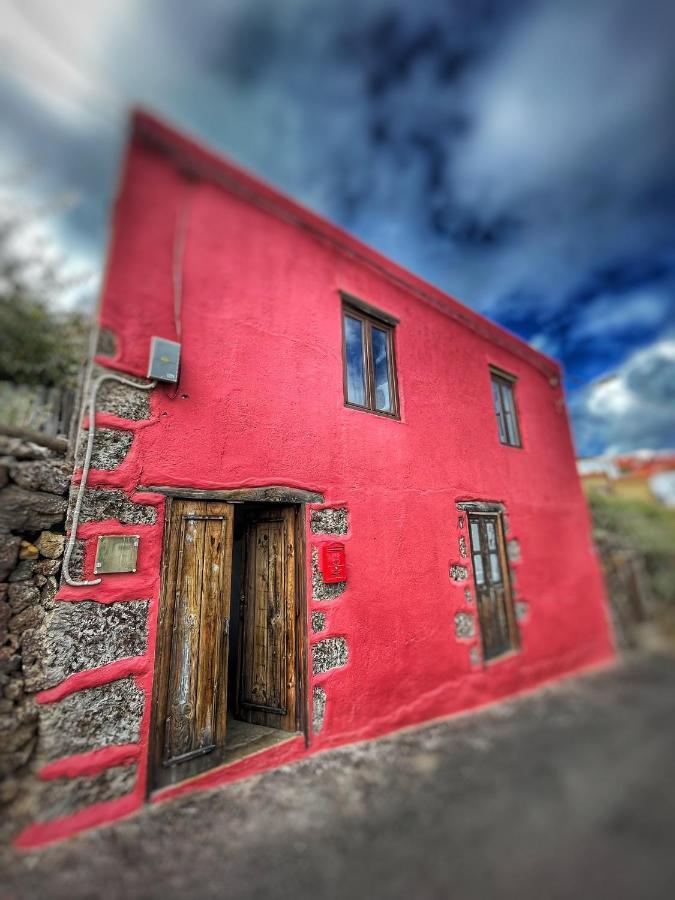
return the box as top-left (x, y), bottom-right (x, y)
top-left (371, 326), bottom-right (392, 412)
top-left (500, 383), bottom-right (520, 445)
top-left (492, 379), bottom-right (507, 443)
top-left (344, 316), bottom-right (366, 406)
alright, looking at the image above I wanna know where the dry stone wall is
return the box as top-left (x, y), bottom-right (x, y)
top-left (1, 363), bottom-right (158, 844)
top-left (0, 436), bottom-right (70, 841)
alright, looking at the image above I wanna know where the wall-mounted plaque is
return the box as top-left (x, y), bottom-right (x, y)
top-left (94, 535), bottom-right (140, 574)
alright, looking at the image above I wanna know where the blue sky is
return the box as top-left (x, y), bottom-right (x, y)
top-left (1, 0), bottom-right (674, 455)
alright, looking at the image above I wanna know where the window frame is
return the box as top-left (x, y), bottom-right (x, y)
top-left (341, 296), bottom-right (400, 420)
top-left (489, 366), bottom-right (522, 449)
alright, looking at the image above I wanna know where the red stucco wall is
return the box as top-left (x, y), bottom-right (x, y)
top-left (18, 113), bottom-right (613, 847)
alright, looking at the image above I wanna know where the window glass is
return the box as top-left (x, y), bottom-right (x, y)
top-left (489, 552), bottom-right (502, 583)
top-left (342, 303), bottom-right (399, 417)
top-left (486, 521), bottom-right (496, 550)
top-left (344, 316), bottom-right (366, 406)
top-left (492, 380), bottom-right (507, 443)
top-left (473, 553), bottom-right (485, 585)
top-left (500, 383), bottom-right (519, 445)
top-left (470, 522), bottom-right (481, 551)
top-left (491, 372), bottom-right (521, 447)
top-left (371, 326), bottom-right (392, 412)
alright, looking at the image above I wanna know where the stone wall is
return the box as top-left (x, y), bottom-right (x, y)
top-left (1, 364), bottom-right (158, 845)
top-left (310, 507), bottom-right (351, 736)
top-left (0, 436), bottom-right (70, 842)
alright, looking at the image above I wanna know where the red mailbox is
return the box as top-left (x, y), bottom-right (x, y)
top-left (320, 542), bottom-right (346, 583)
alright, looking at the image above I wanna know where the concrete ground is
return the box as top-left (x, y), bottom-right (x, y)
top-left (4, 653), bottom-right (675, 900)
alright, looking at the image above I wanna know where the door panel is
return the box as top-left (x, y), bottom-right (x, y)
top-left (237, 506), bottom-right (297, 731)
top-left (150, 500), bottom-right (234, 790)
top-left (467, 512), bottom-right (519, 661)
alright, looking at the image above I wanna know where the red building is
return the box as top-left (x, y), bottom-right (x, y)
top-left (19, 112), bottom-right (613, 847)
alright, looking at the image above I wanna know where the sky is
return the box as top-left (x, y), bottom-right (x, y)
top-left (1, 0), bottom-right (674, 456)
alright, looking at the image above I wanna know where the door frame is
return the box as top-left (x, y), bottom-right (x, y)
top-left (459, 501), bottom-right (519, 663)
top-left (147, 489), bottom-right (310, 796)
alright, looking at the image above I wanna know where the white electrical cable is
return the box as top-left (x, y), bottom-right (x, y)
top-left (62, 373), bottom-right (156, 587)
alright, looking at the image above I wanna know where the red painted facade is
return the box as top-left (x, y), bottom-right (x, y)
top-left (17, 112), bottom-right (613, 847)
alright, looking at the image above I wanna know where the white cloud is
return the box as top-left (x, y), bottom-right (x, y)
top-left (569, 289), bottom-right (670, 342)
top-left (572, 337), bottom-right (675, 454)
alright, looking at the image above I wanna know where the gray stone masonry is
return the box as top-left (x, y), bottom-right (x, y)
top-left (312, 686), bottom-right (326, 734)
top-left (310, 507), bottom-right (349, 536)
top-left (311, 611), bottom-right (326, 633)
top-left (93, 367), bottom-right (151, 420)
top-left (69, 489), bottom-right (156, 526)
top-left (312, 637), bottom-right (349, 675)
top-left (42, 600), bottom-right (149, 689)
top-left (454, 612), bottom-right (476, 640)
top-left (449, 564), bottom-right (469, 583)
top-left (76, 428), bottom-right (134, 471)
top-left (39, 677), bottom-right (145, 762)
top-left (36, 764), bottom-right (137, 822)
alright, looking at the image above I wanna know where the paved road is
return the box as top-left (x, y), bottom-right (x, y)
top-left (5, 653), bottom-right (675, 899)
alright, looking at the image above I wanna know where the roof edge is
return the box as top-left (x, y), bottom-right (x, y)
top-left (130, 108), bottom-right (560, 379)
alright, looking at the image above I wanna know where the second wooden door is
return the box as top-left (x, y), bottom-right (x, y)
top-left (236, 506), bottom-right (298, 732)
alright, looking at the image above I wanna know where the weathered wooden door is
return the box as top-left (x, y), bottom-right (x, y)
top-left (236, 506), bottom-right (297, 732)
top-left (467, 512), bottom-right (519, 661)
top-left (150, 499), bottom-right (234, 790)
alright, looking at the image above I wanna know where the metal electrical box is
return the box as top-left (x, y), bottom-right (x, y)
top-left (320, 542), bottom-right (346, 583)
top-left (148, 337), bottom-right (181, 383)
top-left (94, 535), bottom-right (140, 574)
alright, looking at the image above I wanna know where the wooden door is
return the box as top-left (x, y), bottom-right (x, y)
top-left (236, 506), bottom-right (297, 732)
top-left (467, 512), bottom-right (519, 661)
top-left (149, 499), bottom-right (234, 790)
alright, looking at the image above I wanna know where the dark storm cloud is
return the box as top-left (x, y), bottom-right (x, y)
top-left (2, 0), bottom-right (674, 453)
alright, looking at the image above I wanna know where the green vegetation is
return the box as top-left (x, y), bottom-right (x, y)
top-left (588, 490), bottom-right (675, 620)
top-left (0, 217), bottom-right (89, 388)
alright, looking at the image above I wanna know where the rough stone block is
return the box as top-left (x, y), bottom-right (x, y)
top-left (37, 531), bottom-right (65, 559)
top-left (454, 612), bottom-right (475, 639)
top-left (310, 507), bottom-right (349, 536)
top-left (0, 486), bottom-right (67, 533)
top-left (449, 564), bottom-right (468, 582)
top-left (37, 764), bottom-right (137, 822)
top-left (95, 371), bottom-right (151, 421)
top-left (71, 490), bottom-right (156, 526)
top-left (311, 548), bottom-right (346, 601)
top-left (458, 535), bottom-right (467, 558)
top-left (0, 535), bottom-right (21, 580)
top-left (312, 637), bottom-right (348, 675)
top-left (9, 460), bottom-right (71, 495)
top-left (8, 559), bottom-right (35, 582)
top-left (469, 646), bottom-right (481, 667)
top-left (8, 582), bottom-right (40, 614)
top-left (40, 677), bottom-right (145, 761)
top-left (311, 611), bottom-right (326, 633)
top-left (34, 557), bottom-right (61, 576)
top-left (76, 428), bottom-right (133, 471)
top-left (312, 686), bottom-right (326, 734)
top-left (42, 600), bottom-right (149, 689)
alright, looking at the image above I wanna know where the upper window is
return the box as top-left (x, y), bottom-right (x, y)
top-left (342, 298), bottom-right (399, 418)
top-left (490, 368), bottom-right (521, 448)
